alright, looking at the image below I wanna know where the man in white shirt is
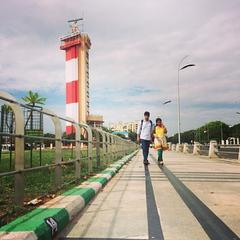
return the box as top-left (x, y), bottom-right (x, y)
top-left (137, 111), bottom-right (153, 165)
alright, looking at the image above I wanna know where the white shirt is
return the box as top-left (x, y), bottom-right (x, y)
top-left (137, 120), bottom-right (153, 141)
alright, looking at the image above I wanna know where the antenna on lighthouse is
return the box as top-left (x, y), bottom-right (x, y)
top-left (68, 18), bottom-right (83, 34)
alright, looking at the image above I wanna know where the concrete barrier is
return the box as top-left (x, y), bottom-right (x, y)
top-left (176, 144), bottom-right (183, 152)
top-left (208, 140), bottom-right (218, 158)
top-left (183, 143), bottom-right (189, 153)
top-left (193, 142), bottom-right (200, 155)
top-left (171, 144), bottom-right (176, 151)
top-left (168, 142), bottom-right (172, 150)
top-left (176, 144), bottom-right (180, 152)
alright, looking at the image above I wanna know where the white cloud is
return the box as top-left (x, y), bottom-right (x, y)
top-left (0, 0), bottom-right (240, 135)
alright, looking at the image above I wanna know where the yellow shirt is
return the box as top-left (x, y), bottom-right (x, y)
top-left (155, 126), bottom-right (165, 137)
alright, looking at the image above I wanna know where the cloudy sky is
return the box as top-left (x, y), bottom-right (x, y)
top-left (0, 0), bottom-right (240, 135)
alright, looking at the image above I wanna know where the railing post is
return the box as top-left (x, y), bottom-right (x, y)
top-left (44, 109), bottom-right (62, 190)
top-left (193, 142), bottom-right (200, 155)
top-left (66, 118), bottom-right (81, 182)
top-left (98, 129), bottom-right (107, 166)
top-left (110, 134), bottom-right (115, 162)
top-left (120, 137), bottom-right (124, 156)
top-left (0, 92), bottom-right (25, 206)
top-left (80, 123), bottom-right (93, 174)
top-left (183, 143), bottom-right (189, 153)
top-left (114, 137), bottom-right (118, 158)
top-left (125, 139), bottom-right (128, 155)
top-left (113, 135), bottom-right (116, 159)
top-left (74, 123), bottom-right (81, 181)
top-left (106, 133), bottom-right (110, 164)
top-left (209, 140), bottom-right (219, 158)
top-left (103, 132), bottom-right (107, 164)
top-left (95, 129), bottom-right (101, 168)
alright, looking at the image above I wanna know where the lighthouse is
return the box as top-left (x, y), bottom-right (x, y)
top-left (60, 19), bottom-right (103, 134)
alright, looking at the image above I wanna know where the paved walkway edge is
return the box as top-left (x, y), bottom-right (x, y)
top-left (0, 150), bottom-right (139, 240)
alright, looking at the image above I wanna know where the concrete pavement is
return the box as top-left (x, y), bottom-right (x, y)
top-left (59, 150), bottom-right (240, 240)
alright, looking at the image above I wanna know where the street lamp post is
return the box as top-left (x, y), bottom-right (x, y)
top-left (220, 122), bottom-right (223, 143)
top-left (163, 100), bottom-right (172, 105)
top-left (160, 100), bottom-right (172, 119)
top-left (177, 56), bottom-right (195, 144)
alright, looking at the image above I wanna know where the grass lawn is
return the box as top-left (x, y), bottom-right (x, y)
top-left (0, 147), bottom-right (128, 226)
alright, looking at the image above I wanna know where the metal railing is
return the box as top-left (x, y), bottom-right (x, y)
top-left (217, 145), bottom-right (239, 159)
top-left (170, 141), bottom-right (240, 160)
top-left (0, 91), bottom-right (138, 211)
top-left (199, 144), bottom-right (209, 156)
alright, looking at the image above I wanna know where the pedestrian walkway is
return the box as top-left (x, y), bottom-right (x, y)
top-left (59, 150), bottom-right (240, 240)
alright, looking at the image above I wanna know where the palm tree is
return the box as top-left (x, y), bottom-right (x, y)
top-left (2, 105), bottom-right (13, 131)
top-left (22, 91), bottom-right (46, 129)
top-left (22, 91), bottom-right (46, 107)
top-left (0, 104), bottom-right (14, 167)
top-left (21, 91), bottom-right (46, 167)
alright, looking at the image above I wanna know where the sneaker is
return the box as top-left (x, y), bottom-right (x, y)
top-left (159, 160), bottom-right (163, 165)
top-left (144, 160), bottom-right (150, 165)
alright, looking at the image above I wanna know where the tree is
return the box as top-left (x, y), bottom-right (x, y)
top-left (22, 91), bottom-right (46, 107)
top-left (22, 91), bottom-right (46, 129)
top-left (101, 126), bottom-right (113, 133)
top-left (21, 91), bottom-right (46, 167)
top-left (43, 133), bottom-right (55, 147)
top-left (195, 121), bottom-right (230, 143)
top-left (1, 104), bottom-right (14, 133)
top-left (0, 105), bottom-right (14, 166)
top-left (115, 133), bottom-right (126, 139)
top-left (128, 130), bottom-right (137, 142)
top-left (230, 123), bottom-right (240, 138)
top-left (168, 121), bottom-right (231, 144)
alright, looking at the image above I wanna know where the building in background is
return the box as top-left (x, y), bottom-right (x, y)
top-left (60, 19), bottom-right (103, 134)
top-left (110, 121), bottom-right (139, 133)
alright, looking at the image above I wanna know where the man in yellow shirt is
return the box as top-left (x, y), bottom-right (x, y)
top-left (153, 118), bottom-right (167, 165)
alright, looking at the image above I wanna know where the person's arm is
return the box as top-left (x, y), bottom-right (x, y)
top-left (163, 124), bottom-right (167, 134)
top-left (151, 125), bottom-right (155, 141)
top-left (136, 121), bottom-right (141, 143)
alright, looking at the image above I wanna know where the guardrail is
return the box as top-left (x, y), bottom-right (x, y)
top-left (170, 141), bottom-right (240, 161)
top-left (0, 91), bottom-right (138, 212)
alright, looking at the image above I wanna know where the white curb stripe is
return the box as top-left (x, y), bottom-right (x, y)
top-left (39, 195), bottom-right (85, 220)
top-left (77, 182), bottom-right (102, 194)
top-left (0, 231), bottom-right (37, 240)
top-left (94, 173), bottom-right (112, 180)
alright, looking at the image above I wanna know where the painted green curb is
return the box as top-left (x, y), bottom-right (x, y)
top-left (62, 187), bottom-right (95, 205)
top-left (0, 150), bottom-right (138, 240)
top-left (87, 176), bottom-right (108, 186)
top-left (101, 170), bottom-right (115, 176)
top-left (0, 208), bottom-right (69, 240)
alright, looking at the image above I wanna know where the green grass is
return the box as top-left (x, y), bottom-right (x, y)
top-left (0, 147), bottom-right (130, 227)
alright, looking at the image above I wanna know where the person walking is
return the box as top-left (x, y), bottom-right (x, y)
top-left (153, 118), bottom-right (168, 165)
top-left (137, 111), bottom-right (153, 165)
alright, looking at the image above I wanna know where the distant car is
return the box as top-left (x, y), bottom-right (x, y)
top-left (25, 143), bottom-right (31, 150)
top-left (1, 144), bottom-right (15, 151)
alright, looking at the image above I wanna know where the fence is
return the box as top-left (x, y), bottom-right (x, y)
top-left (0, 91), bottom-right (138, 224)
top-left (170, 141), bottom-right (240, 160)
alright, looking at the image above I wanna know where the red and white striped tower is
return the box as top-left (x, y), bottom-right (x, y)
top-left (60, 22), bottom-right (91, 134)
